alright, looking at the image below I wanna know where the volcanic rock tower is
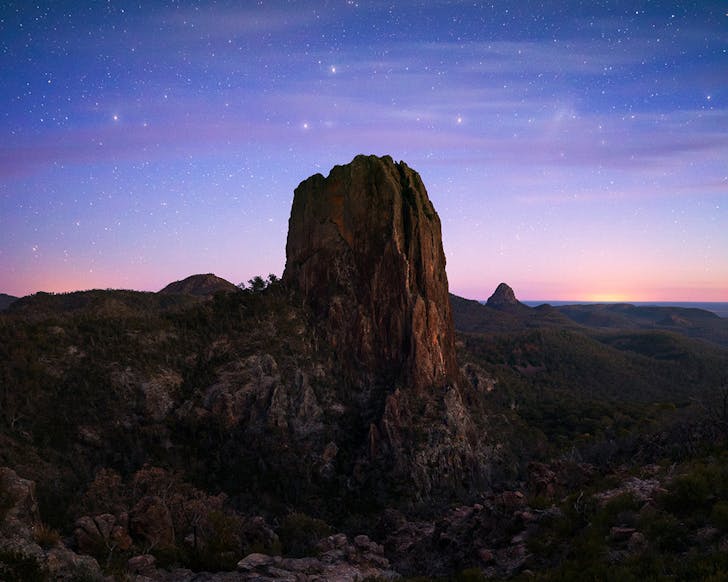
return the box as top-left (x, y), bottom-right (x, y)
top-left (283, 154), bottom-right (459, 392)
top-left (283, 155), bottom-right (487, 497)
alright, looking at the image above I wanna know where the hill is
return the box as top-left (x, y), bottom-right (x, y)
top-left (158, 273), bottom-right (240, 297)
top-left (0, 293), bottom-right (18, 310)
top-left (554, 302), bottom-right (728, 347)
top-left (450, 291), bottom-right (575, 333)
top-left (7, 288), bottom-right (200, 319)
top-left (451, 287), bottom-right (728, 348)
top-left (486, 282), bottom-right (529, 312)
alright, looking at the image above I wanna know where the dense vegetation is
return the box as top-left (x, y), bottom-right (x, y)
top-left (1, 284), bottom-right (727, 579)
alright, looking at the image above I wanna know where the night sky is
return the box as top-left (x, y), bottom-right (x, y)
top-left (1, 1), bottom-right (726, 301)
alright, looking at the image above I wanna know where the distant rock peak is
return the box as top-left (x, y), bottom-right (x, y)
top-left (486, 282), bottom-right (526, 309)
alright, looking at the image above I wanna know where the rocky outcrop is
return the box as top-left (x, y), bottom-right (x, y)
top-left (0, 467), bottom-right (104, 581)
top-left (282, 155), bottom-right (490, 498)
top-left (379, 495), bottom-right (559, 579)
top-left (74, 513), bottom-right (132, 555)
top-left (235, 533), bottom-right (398, 581)
top-left (283, 154), bottom-right (459, 393)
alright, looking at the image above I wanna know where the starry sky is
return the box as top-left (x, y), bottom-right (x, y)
top-left (1, 1), bottom-right (726, 301)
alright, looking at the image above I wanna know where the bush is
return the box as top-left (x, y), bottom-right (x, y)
top-left (710, 501), bottom-right (728, 531)
top-left (456, 568), bottom-right (488, 581)
top-left (278, 512), bottom-right (332, 557)
top-left (0, 549), bottom-right (44, 582)
top-left (0, 483), bottom-right (14, 523)
top-left (663, 470), bottom-right (712, 515)
top-left (189, 510), bottom-right (243, 571)
top-left (33, 522), bottom-right (61, 548)
top-left (639, 510), bottom-right (687, 552)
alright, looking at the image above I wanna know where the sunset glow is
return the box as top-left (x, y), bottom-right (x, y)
top-left (1, 2), bottom-right (726, 302)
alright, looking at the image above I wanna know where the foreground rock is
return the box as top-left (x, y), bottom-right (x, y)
top-left (0, 467), bottom-right (104, 581)
top-left (233, 533), bottom-right (398, 581)
top-left (116, 533), bottom-right (398, 582)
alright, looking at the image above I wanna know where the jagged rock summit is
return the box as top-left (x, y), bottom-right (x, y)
top-left (486, 282), bottom-right (527, 310)
top-left (283, 154), bottom-right (459, 392)
top-left (158, 273), bottom-right (239, 297)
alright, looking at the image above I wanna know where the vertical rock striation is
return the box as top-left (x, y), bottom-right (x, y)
top-left (283, 155), bottom-right (489, 498)
top-left (283, 154), bottom-right (459, 393)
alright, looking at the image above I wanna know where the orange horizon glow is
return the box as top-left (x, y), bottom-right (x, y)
top-left (451, 282), bottom-right (728, 304)
top-left (4, 264), bottom-right (728, 304)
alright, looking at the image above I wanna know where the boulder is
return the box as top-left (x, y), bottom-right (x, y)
top-left (127, 553), bottom-right (157, 576)
top-left (74, 513), bottom-right (132, 555)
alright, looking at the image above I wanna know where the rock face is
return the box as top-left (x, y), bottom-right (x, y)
top-left (0, 467), bottom-right (104, 581)
top-left (283, 155), bottom-right (488, 498)
top-left (283, 154), bottom-right (459, 393)
top-left (486, 282), bottom-right (526, 310)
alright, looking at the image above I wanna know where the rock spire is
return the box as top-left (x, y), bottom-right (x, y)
top-left (486, 282), bottom-right (527, 310)
top-left (283, 154), bottom-right (459, 392)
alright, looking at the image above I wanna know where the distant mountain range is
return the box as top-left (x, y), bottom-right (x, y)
top-left (1, 274), bottom-right (242, 317)
top-left (523, 300), bottom-right (728, 319)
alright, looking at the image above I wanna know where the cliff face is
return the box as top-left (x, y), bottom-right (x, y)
top-left (283, 155), bottom-right (488, 498)
top-left (283, 154), bottom-right (459, 393)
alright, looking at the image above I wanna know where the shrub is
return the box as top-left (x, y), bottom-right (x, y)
top-left (457, 567), bottom-right (488, 581)
top-left (710, 500), bottom-right (728, 531)
top-left (192, 510), bottom-right (243, 571)
top-left (33, 522), bottom-right (61, 548)
top-left (639, 510), bottom-right (687, 552)
top-left (663, 470), bottom-right (712, 515)
top-left (0, 473), bottom-right (19, 524)
top-left (278, 512), bottom-right (332, 557)
top-left (0, 549), bottom-right (44, 582)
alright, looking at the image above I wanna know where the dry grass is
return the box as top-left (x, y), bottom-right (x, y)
top-left (33, 522), bottom-right (61, 549)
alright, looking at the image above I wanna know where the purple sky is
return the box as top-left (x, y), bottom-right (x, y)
top-left (1, 1), bottom-right (726, 301)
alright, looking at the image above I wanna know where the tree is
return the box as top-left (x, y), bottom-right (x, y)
top-left (247, 276), bottom-right (267, 292)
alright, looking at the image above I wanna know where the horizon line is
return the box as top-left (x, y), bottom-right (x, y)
top-left (3, 286), bottom-right (727, 306)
